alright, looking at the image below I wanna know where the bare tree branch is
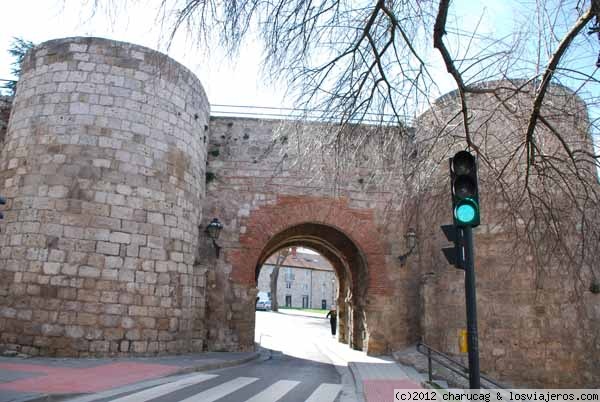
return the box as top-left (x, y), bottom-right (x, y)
top-left (524, 3), bottom-right (597, 186)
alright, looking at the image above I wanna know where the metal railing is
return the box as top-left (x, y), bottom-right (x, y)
top-left (210, 103), bottom-right (414, 125)
top-left (417, 341), bottom-right (505, 389)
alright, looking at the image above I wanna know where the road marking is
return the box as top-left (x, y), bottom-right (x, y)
top-left (244, 379), bottom-right (300, 402)
top-left (305, 383), bottom-right (343, 402)
top-left (108, 373), bottom-right (217, 402)
top-left (177, 376), bottom-right (258, 402)
top-left (64, 375), bottom-right (182, 402)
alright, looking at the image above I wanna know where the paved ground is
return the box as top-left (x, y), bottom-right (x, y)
top-left (256, 310), bottom-right (425, 402)
top-left (57, 352), bottom-right (342, 402)
top-left (0, 351), bottom-right (259, 402)
top-left (0, 310), bottom-right (425, 402)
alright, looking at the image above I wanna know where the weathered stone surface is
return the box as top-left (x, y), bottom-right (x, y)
top-left (201, 117), bottom-right (416, 356)
top-left (0, 37), bottom-right (209, 357)
top-left (0, 37), bottom-right (597, 389)
top-left (415, 86), bottom-right (598, 388)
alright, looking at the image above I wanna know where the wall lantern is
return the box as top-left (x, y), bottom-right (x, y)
top-left (398, 228), bottom-right (418, 266)
top-left (205, 218), bottom-right (223, 258)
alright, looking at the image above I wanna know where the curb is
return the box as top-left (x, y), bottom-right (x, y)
top-left (6, 351), bottom-right (261, 402)
top-left (347, 362), bottom-right (366, 402)
top-left (170, 350), bottom-right (262, 375)
top-left (347, 360), bottom-right (430, 401)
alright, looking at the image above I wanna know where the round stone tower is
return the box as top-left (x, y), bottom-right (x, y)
top-left (0, 37), bottom-right (210, 356)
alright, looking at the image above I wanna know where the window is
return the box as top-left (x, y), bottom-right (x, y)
top-left (303, 283), bottom-right (308, 291)
top-left (285, 295), bottom-right (292, 307)
top-left (286, 282), bottom-right (292, 289)
top-left (284, 268), bottom-right (295, 281)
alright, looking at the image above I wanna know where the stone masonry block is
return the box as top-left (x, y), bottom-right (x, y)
top-left (96, 242), bottom-right (120, 256)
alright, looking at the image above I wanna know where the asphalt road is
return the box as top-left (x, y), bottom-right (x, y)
top-left (66, 311), bottom-right (355, 402)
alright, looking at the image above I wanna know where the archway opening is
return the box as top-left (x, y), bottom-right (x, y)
top-left (252, 223), bottom-right (369, 352)
top-left (256, 247), bottom-right (338, 311)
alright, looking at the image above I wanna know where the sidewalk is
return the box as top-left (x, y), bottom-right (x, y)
top-left (0, 351), bottom-right (260, 402)
top-left (274, 308), bottom-right (427, 402)
top-left (350, 359), bottom-right (426, 402)
top-left (314, 334), bottom-right (426, 402)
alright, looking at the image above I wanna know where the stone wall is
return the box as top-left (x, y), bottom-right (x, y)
top-left (415, 85), bottom-right (600, 387)
top-left (0, 35), bottom-right (597, 387)
top-left (0, 37), bottom-right (210, 356)
top-left (201, 117), bottom-right (421, 355)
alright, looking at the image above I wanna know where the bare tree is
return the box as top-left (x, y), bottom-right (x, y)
top-left (88, 1), bottom-right (600, 286)
top-left (269, 248), bottom-right (291, 312)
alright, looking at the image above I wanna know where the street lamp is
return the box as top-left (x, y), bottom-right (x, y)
top-left (398, 228), bottom-right (418, 266)
top-left (205, 218), bottom-right (223, 258)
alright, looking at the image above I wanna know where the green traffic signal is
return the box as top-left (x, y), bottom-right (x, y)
top-left (450, 151), bottom-right (480, 227)
top-left (455, 198), bottom-right (479, 225)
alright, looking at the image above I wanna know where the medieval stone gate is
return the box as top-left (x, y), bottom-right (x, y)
top-left (198, 115), bottom-right (418, 355)
top-left (0, 37), bottom-right (598, 388)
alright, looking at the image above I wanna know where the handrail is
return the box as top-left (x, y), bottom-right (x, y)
top-left (417, 341), bottom-right (505, 389)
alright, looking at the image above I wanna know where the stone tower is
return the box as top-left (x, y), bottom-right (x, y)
top-left (0, 37), bottom-right (210, 356)
top-left (0, 36), bottom-right (597, 388)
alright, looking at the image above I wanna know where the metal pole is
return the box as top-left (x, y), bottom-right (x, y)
top-left (427, 348), bottom-right (433, 382)
top-left (462, 226), bottom-right (480, 389)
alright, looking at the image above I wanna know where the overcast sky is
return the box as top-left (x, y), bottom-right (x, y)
top-left (0, 0), bottom-right (520, 112)
top-left (0, 0), bottom-right (292, 108)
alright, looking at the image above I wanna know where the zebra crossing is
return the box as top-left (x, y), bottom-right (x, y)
top-left (66, 372), bottom-right (343, 402)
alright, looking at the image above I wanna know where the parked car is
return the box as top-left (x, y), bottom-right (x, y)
top-left (256, 299), bottom-right (270, 310)
top-left (256, 292), bottom-right (271, 311)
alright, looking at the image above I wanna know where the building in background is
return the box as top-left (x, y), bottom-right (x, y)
top-left (257, 249), bottom-right (337, 310)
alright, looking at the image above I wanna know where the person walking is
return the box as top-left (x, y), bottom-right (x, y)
top-left (326, 307), bottom-right (337, 336)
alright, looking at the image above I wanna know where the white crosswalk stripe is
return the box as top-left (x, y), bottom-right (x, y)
top-left (72, 375), bottom-right (343, 402)
top-left (305, 383), bottom-right (343, 402)
top-left (177, 376), bottom-right (259, 402)
top-left (244, 379), bottom-right (300, 402)
top-left (108, 373), bottom-right (217, 402)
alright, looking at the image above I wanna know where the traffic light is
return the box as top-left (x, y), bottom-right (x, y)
top-left (441, 224), bottom-right (464, 269)
top-left (450, 151), bottom-right (480, 227)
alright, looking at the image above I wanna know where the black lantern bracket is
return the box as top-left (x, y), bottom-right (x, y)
top-left (205, 218), bottom-right (223, 258)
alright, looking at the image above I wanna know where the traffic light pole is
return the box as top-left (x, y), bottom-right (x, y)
top-left (447, 150), bottom-right (481, 388)
top-left (462, 226), bottom-right (480, 389)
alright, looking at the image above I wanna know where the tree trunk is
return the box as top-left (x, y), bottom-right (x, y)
top-left (269, 265), bottom-right (280, 312)
top-left (269, 249), bottom-right (290, 312)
